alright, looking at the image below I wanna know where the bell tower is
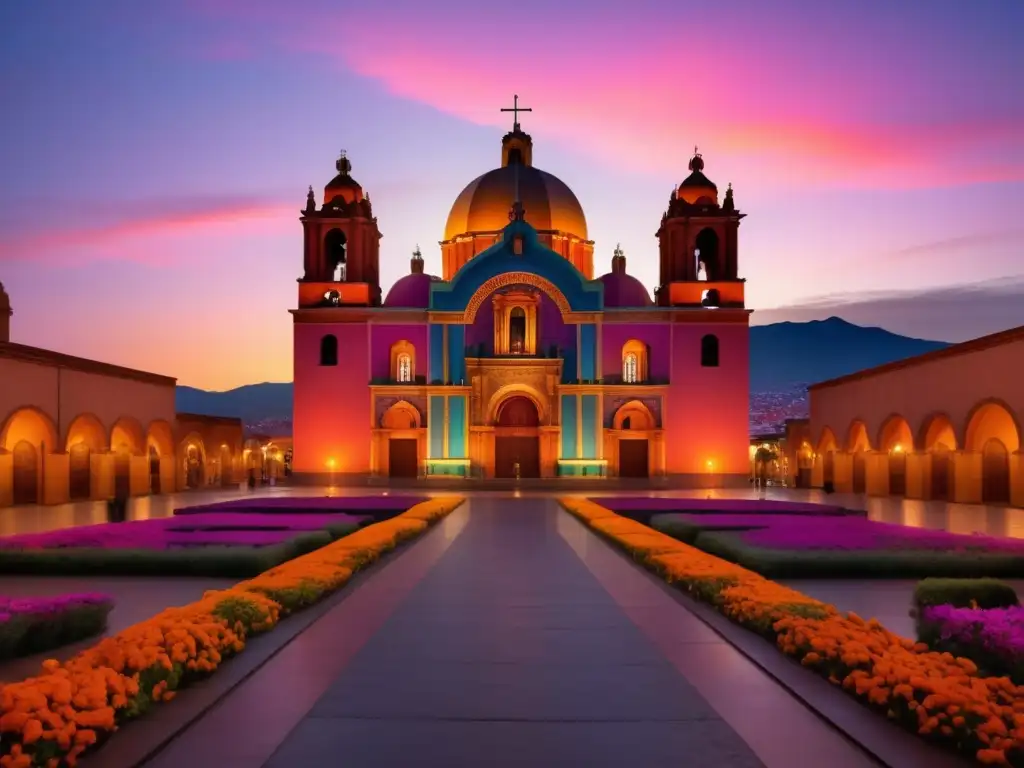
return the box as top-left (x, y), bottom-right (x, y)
top-left (655, 149), bottom-right (745, 308)
top-left (298, 151), bottom-right (383, 308)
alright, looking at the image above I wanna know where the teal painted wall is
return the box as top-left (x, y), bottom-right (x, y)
top-left (429, 396), bottom-right (445, 457)
top-left (561, 394), bottom-right (577, 458)
top-left (448, 396), bottom-right (467, 458)
top-left (429, 324), bottom-right (445, 383)
top-left (581, 394), bottom-right (599, 459)
top-left (580, 324), bottom-right (597, 381)
top-left (447, 325), bottom-right (466, 384)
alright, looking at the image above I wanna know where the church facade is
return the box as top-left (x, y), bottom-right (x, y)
top-left (291, 113), bottom-right (751, 484)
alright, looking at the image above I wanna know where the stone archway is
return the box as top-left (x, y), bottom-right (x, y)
top-left (847, 420), bottom-right (871, 494)
top-left (146, 420), bottom-right (175, 495)
top-left (817, 427), bottom-right (838, 487)
top-left (1, 407), bottom-right (59, 506)
top-left (878, 415), bottom-right (913, 496)
top-left (965, 402), bottom-right (1019, 506)
top-left (110, 417), bottom-right (144, 498)
top-left (66, 413), bottom-right (106, 500)
top-left (179, 434), bottom-right (207, 490)
top-left (494, 396), bottom-right (540, 478)
top-left (613, 400), bottom-right (655, 478)
top-left (921, 413), bottom-right (957, 501)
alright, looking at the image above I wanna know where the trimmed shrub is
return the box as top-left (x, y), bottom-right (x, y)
top-left (913, 578), bottom-right (1019, 611)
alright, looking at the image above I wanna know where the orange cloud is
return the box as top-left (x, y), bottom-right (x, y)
top-left (0, 198), bottom-right (294, 264)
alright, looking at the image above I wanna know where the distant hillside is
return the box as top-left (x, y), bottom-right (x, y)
top-left (749, 316), bottom-right (949, 390)
top-left (175, 382), bottom-right (293, 422)
top-left (175, 318), bottom-right (951, 427)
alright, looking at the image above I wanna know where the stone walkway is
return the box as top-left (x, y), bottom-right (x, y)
top-left (140, 499), bottom-right (879, 768)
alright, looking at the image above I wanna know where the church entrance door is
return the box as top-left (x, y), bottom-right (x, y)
top-left (388, 438), bottom-right (419, 478)
top-left (494, 396), bottom-right (541, 479)
top-left (69, 443), bottom-right (91, 500)
top-left (495, 436), bottom-right (540, 478)
top-left (12, 441), bottom-right (38, 505)
top-left (618, 439), bottom-right (649, 478)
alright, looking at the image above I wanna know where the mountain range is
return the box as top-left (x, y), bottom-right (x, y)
top-left (175, 317), bottom-right (950, 425)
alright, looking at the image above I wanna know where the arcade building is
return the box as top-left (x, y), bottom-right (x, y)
top-left (291, 108), bottom-right (751, 484)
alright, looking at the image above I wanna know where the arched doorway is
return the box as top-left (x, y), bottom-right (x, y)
top-left (149, 446), bottom-right (161, 493)
top-left (1, 407), bottom-right (58, 506)
top-left (220, 445), bottom-right (233, 486)
top-left (878, 415), bottom-right (912, 496)
top-left (613, 401), bottom-right (654, 479)
top-left (382, 402), bottom-right (420, 478)
top-left (12, 441), bottom-right (38, 505)
top-left (185, 445), bottom-right (204, 489)
top-left (66, 413), bottom-right (106, 501)
top-left (494, 396), bottom-right (540, 478)
top-left (921, 414), bottom-right (957, 501)
top-left (982, 439), bottom-right (1011, 505)
top-left (965, 402), bottom-right (1019, 506)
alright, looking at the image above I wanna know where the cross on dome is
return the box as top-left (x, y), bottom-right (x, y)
top-left (500, 94), bottom-right (532, 132)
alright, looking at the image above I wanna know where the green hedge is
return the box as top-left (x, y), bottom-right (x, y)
top-left (0, 526), bottom-right (356, 577)
top-left (672, 530), bottom-right (1024, 579)
top-left (913, 577), bottom-right (1019, 610)
top-left (0, 601), bottom-right (113, 660)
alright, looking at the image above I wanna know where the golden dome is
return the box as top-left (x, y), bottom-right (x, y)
top-left (443, 131), bottom-right (588, 242)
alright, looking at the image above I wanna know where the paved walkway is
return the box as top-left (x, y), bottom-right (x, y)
top-left (143, 499), bottom-right (878, 768)
top-left (3, 484), bottom-right (1022, 539)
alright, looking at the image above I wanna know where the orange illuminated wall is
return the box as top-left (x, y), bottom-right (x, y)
top-left (663, 321), bottom-right (750, 478)
top-left (292, 322), bottom-right (371, 475)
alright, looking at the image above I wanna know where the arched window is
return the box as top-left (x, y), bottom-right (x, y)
top-left (700, 334), bottom-right (719, 368)
top-left (509, 307), bottom-right (527, 354)
top-left (623, 353), bottom-right (638, 383)
top-left (397, 353), bottom-right (412, 383)
top-left (390, 340), bottom-right (416, 382)
top-left (320, 334), bottom-right (338, 366)
top-left (621, 339), bottom-right (648, 383)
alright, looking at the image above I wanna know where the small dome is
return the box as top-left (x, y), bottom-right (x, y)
top-left (384, 272), bottom-right (441, 308)
top-left (677, 148), bottom-right (718, 205)
top-left (599, 272), bottom-right (653, 308)
top-left (323, 151), bottom-right (364, 205)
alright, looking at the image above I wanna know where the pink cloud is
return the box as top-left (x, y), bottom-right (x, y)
top-left (0, 197), bottom-right (294, 264)
top-left (213, 4), bottom-right (1023, 189)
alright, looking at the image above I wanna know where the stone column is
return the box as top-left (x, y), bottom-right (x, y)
top-left (865, 451), bottom-right (888, 496)
top-left (1010, 451), bottom-right (1024, 508)
top-left (0, 453), bottom-right (13, 508)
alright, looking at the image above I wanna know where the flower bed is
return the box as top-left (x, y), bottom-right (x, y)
top-left (918, 604), bottom-right (1024, 685)
top-left (562, 497), bottom-right (1024, 767)
top-left (0, 496), bottom-right (464, 767)
top-left (0, 512), bottom-right (373, 578)
top-left (174, 495), bottom-right (426, 517)
top-left (0, 595), bottom-right (114, 661)
top-left (592, 497), bottom-right (849, 516)
top-left (651, 513), bottom-right (1024, 578)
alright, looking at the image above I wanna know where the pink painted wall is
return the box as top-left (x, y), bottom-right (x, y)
top-left (663, 322), bottom-right (750, 475)
top-left (810, 336), bottom-right (1024, 451)
top-left (369, 323), bottom-right (429, 380)
top-left (293, 322), bottom-right (371, 473)
top-left (600, 323), bottom-right (671, 381)
top-left (0, 356), bottom-right (176, 450)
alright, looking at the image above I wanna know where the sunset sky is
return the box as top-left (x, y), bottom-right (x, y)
top-left (2, 1), bottom-right (1022, 391)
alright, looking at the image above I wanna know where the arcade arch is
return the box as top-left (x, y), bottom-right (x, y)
top-left (1, 407), bottom-right (58, 505)
top-left (65, 414), bottom-right (106, 500)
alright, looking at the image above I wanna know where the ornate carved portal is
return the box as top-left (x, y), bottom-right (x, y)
top-left (465, 356), bottom-right (562, 478)
top-left (602, 400), bottom-right (666, 478)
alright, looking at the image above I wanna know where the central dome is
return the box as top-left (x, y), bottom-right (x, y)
top-left (443, 128), bottom-right (587, 242)
top-left (444, 165), bottom-right (588, 242)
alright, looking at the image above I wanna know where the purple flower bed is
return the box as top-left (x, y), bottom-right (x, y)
top-left (175, 495), bottom-right (426, 516)
top-left (0, 512), bottom-right (369, 551)
top-left (0, 593), bottom-right (114, 659)
top-left (671, 513), bottom-right (1024, 554)
top-left (919, 604), bottom-right (1024, 682)
top-left (593, 497), bottom-right (848, 516)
